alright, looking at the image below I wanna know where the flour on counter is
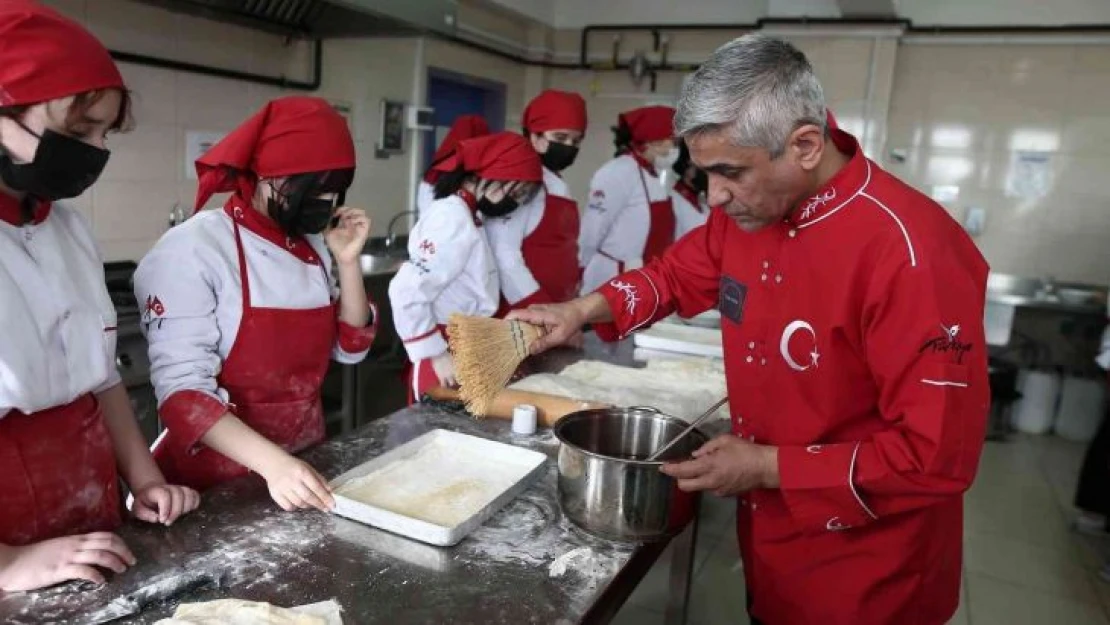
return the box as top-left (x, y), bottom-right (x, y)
top-left (548, 547), bottom-right (620, 586)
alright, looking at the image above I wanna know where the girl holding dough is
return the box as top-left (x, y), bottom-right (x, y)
top-left (0, 2), bottom-right (198, 591)
top-left (135, 97), bottom-right (376, 512)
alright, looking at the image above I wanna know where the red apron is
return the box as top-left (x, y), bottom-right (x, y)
top-left (638, 167), bottom-right (675, 263)
top-left (154, 210), bottom-right (337, 492)
top-left (403, 325), bottom-right (449, 405)
top-left (0, 394), bottom-right (121, 545)
top-left (520, 193), bottom-right (581, 304)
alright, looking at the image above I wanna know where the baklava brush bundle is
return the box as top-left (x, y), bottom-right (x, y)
top-left (447, 315), bottom-right (545, 415)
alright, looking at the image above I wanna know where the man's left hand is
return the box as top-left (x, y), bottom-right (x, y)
top-left (660, 435), bottom-right (780, 497)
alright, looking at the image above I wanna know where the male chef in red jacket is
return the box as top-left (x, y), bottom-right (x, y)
top-left (511, 33), bottom-right (989, 625)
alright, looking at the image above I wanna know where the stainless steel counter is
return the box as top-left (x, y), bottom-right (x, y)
top-left (987, 273), bottom-right (1107, 316)
top-left (0, 338), bottom-right (701, 625)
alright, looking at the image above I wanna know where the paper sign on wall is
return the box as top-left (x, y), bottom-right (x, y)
top-left (184, 131), bottom-right (226, 180)
top-left (1005, 151), bottom-right (1053, 200)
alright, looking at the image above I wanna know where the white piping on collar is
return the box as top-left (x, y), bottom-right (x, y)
top-left (797, 159), bottom-right (873, 230)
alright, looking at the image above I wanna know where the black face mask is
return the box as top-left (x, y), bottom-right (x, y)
top-left (268, 191), bottom-right (339, 236)
top-left (541, 142), bottom-right (579, 172)
top-left (477, 196), bottom-right (519, 218)
top-left (691, 169), bottom-right (709, 195)
top-left (0, 122), bottom-right (110, 201)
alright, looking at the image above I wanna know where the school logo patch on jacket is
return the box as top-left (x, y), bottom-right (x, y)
top-left (142, 295), bottom-right (165, 324)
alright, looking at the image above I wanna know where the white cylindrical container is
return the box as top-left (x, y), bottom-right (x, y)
top-left (1055, 376), bottom-right (1106, 442)
top-left (1013, 370), bottom-right (1061, 435)
top-left (512, 404), bottom-right (538, 435)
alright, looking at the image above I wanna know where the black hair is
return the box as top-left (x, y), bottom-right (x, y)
top-left (276, 168), bottom-right (354, 206)
top-left (611, 120), bottom-right (634, 158)
top-left (432, 165), bottom-right (472, 200)
top-left (673, 140), bottom-right (692, 177)
top-left (0, 88), bottom-right (135, 133)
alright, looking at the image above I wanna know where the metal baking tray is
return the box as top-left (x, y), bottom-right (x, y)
top-left (329, 429), bottom-right (547, 547)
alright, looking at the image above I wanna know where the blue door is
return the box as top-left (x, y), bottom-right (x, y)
top-left (424, 68), bottom-right (507, 172)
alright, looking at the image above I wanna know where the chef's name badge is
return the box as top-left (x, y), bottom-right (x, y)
top-left (719, 276), bottom-right (747, 323)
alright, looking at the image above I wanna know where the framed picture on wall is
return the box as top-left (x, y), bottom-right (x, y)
top-left (378, 99), bottom-right (406, 154)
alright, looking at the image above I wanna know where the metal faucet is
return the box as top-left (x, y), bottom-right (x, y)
top-left (168, 204), bottom-right (187, 229)
top-left (385, 210), bottom-right (417, 249)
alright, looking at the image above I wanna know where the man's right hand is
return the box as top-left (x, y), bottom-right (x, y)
top-left (507, 293), bottom-right (610, 355)
top-left (0, 533), bottom-right (136, 592)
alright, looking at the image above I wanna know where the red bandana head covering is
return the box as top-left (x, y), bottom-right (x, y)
top-left (523, 90), bottom-right (587, 135)
top-left (194, 96), bottom-right (355, 211)
top-left (431, 131), bottom-right (541, 183)
top-left (0, 1), bottom-right (124, 107)
top-left (619, 106), bottom-right (675, 144)
top-left (425, 115), bottom-right (489, 184)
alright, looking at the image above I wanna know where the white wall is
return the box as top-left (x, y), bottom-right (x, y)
top-left (494, 0), bottom-right (1110, 29)
top-left (551, 0), bottom-right (766, 29)
top-left (899, 0), bottom-right (1110, 27)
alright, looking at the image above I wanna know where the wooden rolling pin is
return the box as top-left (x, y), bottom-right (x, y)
top-left (425, 387), bottom-right (609, 427)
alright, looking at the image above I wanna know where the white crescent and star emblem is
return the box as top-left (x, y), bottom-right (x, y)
top-left (780, 319), bottom-right (820, 372)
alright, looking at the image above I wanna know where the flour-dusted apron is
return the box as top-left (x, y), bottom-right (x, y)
top-left (0, 394), bottom-right (121, 545)
top-left (153, 206), bottom-right (336, 491)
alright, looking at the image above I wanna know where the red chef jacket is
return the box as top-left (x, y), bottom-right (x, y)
top-left (594, 127), bottom-right (990, 625)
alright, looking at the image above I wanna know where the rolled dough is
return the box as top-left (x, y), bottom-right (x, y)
top-left (154, 599), bottom-right (342, 625)
top-left (510, 359), bottom-right (729, 422)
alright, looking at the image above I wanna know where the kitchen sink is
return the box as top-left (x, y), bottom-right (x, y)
top-left (359, 250), bottom-right (406, 277)
top-left (987, 273), bottom-right (1106, 313)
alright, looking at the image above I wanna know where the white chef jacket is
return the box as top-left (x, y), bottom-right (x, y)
top-left (388, 194), bottom-right (499, 362)
top-left (484, 167), bottom-right (573, 304)
top-left (0, 204), bottom-right (120, 418)
top-left (671, 184), bottom-right (709, 239)
top-left (133, 208), bottom-right (370, 409)
top-left (579, 154), bottom-right (672, 294)
top-left (416, 181), bottom-right (435, 215)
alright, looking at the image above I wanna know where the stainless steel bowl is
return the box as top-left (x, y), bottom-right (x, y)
top-left (553, 407), bottom-right (708, 542)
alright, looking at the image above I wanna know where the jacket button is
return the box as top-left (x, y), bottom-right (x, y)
top-left (762, 260), bottom-right (770, 269)
top-left (746, 355), bottom-right (754, 363)
top-left (748, 341), bottom-right (755, 349)
top-left (760, 358), bottom-right (767, 366)
top-left (775, 274), bottom-right (783, 283)
top-left (761, 273), bottom-right (768, 282)
top-left (788, 229), bottom-right (798, 238)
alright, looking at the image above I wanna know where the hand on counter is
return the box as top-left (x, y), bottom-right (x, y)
top-left (0, 532), bottom-right (136, 592)
top-left (325, 206), bottom-right (372, 267)
top-left (661, 435), bottom-right (780, 496)
top-left (131, 483), bottom-right (201, 526)
top-left (262, 456), bottom-right (335, 513)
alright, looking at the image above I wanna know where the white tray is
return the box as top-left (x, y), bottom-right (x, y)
top-left (329, 429), bottom-right (547, 547)
top-left (661, 309), bottom-right (721, 329)
top-left (634, 323), bottom-right (724, 359)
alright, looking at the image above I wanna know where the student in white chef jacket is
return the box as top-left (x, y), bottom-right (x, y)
top-left (415, 114), bottom-right (489, 214)
top-left (579, 106), bottom-right (680, 294)
top-left (389, 132), bottom-right (542, 403)
top-left (484, 89), bottom-right (588, 314)
top-left (134, 97), bottom-right (375, 513)
top-left (0, 3), bottom-right (197, 592)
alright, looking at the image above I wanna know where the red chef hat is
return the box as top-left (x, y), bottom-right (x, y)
top-left (431, 131), bottom-right (541, 183)
top-left (523, 90), bottom-right (588, 135)
top-left (195, 96), bottom-right (355, 210)
top-left (0, 1), bottom-right (124, 106)
top-left (431, 114), bottom-right (490, 166)
top-left (619, 106), bottom-right (675, 144)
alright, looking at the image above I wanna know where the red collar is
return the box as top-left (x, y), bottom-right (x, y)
top-left (222, 194), bottom-right (320, 265)
top-left (674, 181), bottom-right (703, 213)
top-left (630, 152), bottom-right (658, 177)
top-left (456, 189), bottom-right (482, 226)
top-left (788, 128), bottom-right (870, 229)
top-left (0, 192), bottom-right (51, 226)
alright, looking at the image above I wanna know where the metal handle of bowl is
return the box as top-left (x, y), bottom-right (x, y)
top-left (646, 396), bottom-right (729, 462)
